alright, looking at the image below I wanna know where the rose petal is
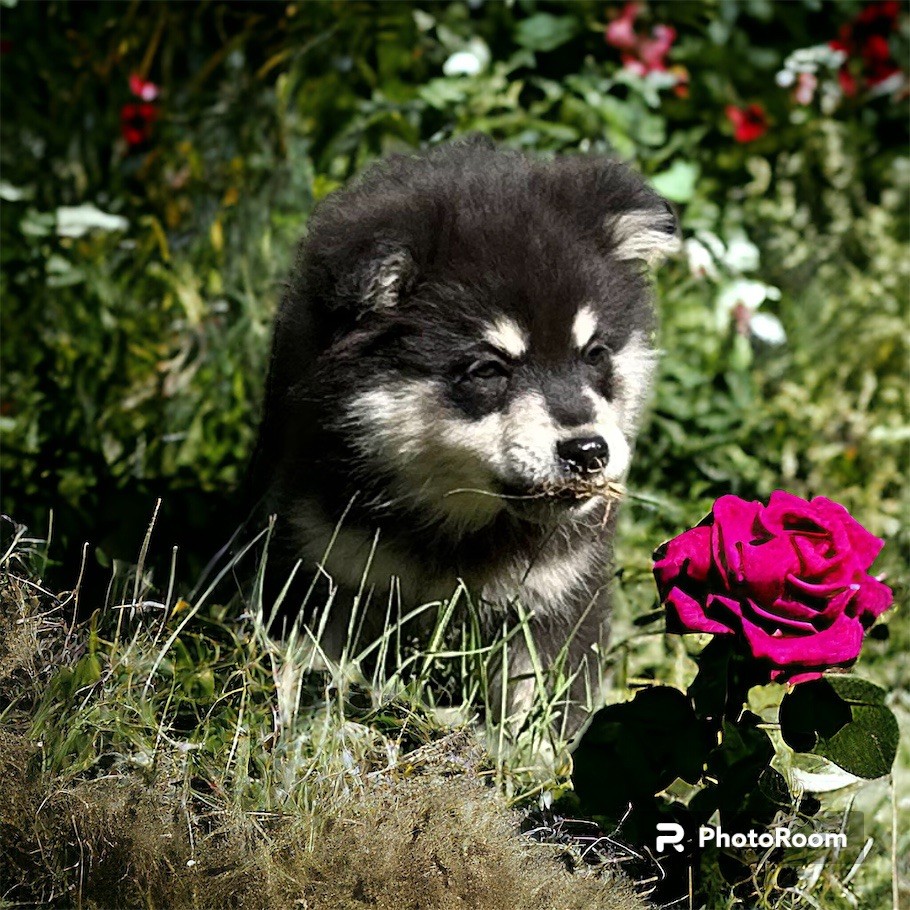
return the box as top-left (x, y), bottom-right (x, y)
top-left (762, 490), bottom-right (826, 532)
top-left (665, 587), bottom-right (734, 636)
top-left (810, 497), bottom-right (884, 571)
top-left (745, 598), bottom-right (820, 634)
top-left (705, 592), bottom-right (746, 621)
top-left (851, 576), bottom-right (894, 622)
top-left (739, 534), bottom-right (801, 603)
top-left (733, 607), bottom-right (865, 668)
top-left (790, 532), bottom-right (839, 572)
top-left (759, 491), bottom-right (858, 585)
top-left (653, 525), bottom-right (713, 596)
top-left (770, 667), bottom-right (826, 685)
top-left (711, 495), bottom-right (764, 586)
top-left (785, 574), bottom-right (847, 601)
top-left (784, 576), bottom-right (856, 619)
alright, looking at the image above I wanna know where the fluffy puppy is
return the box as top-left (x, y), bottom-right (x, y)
top-left (251, 137), bottom-right (678, 726)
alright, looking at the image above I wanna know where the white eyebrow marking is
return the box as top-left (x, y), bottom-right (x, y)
top-left (572, 306), bottom-right (598, 349)
top-left (484, 316), bottom-right (527, 359)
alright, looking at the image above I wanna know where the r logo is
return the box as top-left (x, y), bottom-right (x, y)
top-left (655, 821), bottom-right (685, 854)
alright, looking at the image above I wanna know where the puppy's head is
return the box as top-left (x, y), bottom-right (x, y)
top-left (293, 140), bottom-right (679, 533)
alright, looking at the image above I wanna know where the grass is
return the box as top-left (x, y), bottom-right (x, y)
top-left (0, 514), bottom-right (652, 910)
top-left (1, 489), bottom-right (906, 909)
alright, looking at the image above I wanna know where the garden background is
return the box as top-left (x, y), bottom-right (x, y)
top-left (1, 2), bottom-right (907, 909)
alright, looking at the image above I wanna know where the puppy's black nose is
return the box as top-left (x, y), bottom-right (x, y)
top-left (557, 436), bottom-right (609, 474)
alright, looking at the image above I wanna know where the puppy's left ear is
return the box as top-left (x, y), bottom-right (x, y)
top-left (608, 200), bottom-right (681, 266)
top-left (539, 156), bottom-right (681, 267)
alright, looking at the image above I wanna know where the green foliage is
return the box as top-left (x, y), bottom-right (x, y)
top-left (1, 2), bottom-right (907, 908)
top-left (572, 635), bottom-right (900, 903)
top-left (1, 0), bottom-right (907, 572)
top-left (780, 676), bottom-right (900, 780)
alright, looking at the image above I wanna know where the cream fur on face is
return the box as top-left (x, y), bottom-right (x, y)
top-left (341, 327), bottom-right (657, 530)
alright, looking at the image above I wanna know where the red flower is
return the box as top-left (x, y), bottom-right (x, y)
top-left (830, 1), bottom-right (904, 94)
top-left (856, 0), bottom-right (900, 29)
top-left (862, 34), bottom-right (901, 86)
top-left (838, 67), bottom-right (859, 98)
top-left (653, 492), bottom-right (893, 684)
top-left (606, 3), bottom-right (678, 77)
top-left (120, 102), bottom-right (158, 148)
top-left (129, 73), bottom-right (160, 101)
top-left (725, 104), bottom-right (768, 143)
top-left (121, 73), bottom-right (161, 149)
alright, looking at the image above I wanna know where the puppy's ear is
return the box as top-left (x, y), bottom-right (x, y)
top-left (539, 157), bottom-right (681, 267)
top-left (349, 245), bottom-right (416, 312)
top-left (608, 200), bottom-right (681, 266)
top-left (299, 185), bottom-right (431, 318)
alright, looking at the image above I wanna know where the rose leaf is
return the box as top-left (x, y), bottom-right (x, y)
top-left (780, 676), bottom-right (899, 779)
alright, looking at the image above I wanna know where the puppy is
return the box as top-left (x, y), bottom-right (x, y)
top-left (250, 136), bottom-right (678, 727)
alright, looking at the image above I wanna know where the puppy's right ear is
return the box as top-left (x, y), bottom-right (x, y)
top-left (342, 244), bottom-right (416, 313)
top-left (540, 156), bottom-right (681, 268)
top-left (299, 188), bottom-right (430, 319)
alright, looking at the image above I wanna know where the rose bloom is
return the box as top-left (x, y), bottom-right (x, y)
top-left (653, 492), bottom-right (893, 684)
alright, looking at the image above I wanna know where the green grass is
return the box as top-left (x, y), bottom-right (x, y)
top-left (1, 492), bottom-right (905, 909)
top-left (1, 4), bottom-right (907, 906)
top-left (0, 516), bottom-right (653, 909)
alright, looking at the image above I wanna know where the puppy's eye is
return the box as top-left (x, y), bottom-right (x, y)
top-left (466, 358), bottom-right (511, 381)
top-left (582, 340), bottom-right (611, 366)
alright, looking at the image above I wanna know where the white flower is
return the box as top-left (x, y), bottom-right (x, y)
top-left (717, 279), bottom-right (781, 315)
top-left (749, 312), bottom-right (787, 345)
top-left (782, 44), bottom-right (846, 75)
top-left (684, 237), bottom-right (720, 280)
top-left (721, 235), bottom-right (761, 273)
top-left (442, 38), bottom-right (491, 77)
top-left (696, 229), bottom-right (726, 261)
top-left (776, 70), bottom-right (796, 88)
top-left (56, 204), bottom-right (128, 238)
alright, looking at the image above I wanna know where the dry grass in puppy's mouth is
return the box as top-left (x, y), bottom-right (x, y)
top-left (534, 477), bottom-right (626, 504)
top-left (445, 480), bottom-right (626, 506)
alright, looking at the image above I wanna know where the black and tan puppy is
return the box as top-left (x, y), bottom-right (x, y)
top-left (251, 136), bottom-right (678, 723)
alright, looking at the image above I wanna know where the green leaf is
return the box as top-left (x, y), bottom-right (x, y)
top-left (514, 14), bottom-right (579, 53)
top-left (780, 677), bottom-right (899, 780)
top-left (650, 160), bottom-right (700, 203)
top-left (573, 686), bottom-right (711, 818)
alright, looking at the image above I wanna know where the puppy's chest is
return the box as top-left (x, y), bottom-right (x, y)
top-left (477, 539), bottom-right (604, 616)
top-left (310, 523), bottom-right (603, 620)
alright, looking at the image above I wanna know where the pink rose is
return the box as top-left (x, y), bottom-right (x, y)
top-left (653, 492), bottom-right (893, 684)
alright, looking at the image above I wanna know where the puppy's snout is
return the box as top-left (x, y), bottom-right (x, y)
top-left (557, 436), bottom-right (609, 474)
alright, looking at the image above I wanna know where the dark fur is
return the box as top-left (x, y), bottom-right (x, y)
top-left (250, 137), bottom-right (677, 727)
